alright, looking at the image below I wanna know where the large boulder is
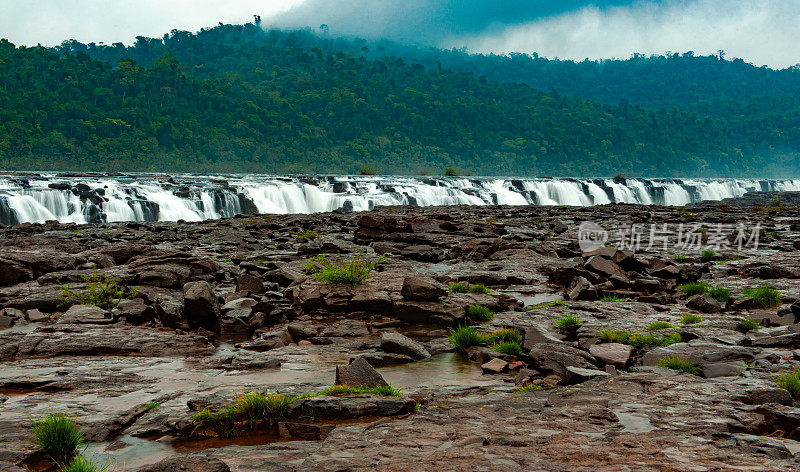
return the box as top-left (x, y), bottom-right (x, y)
top-left (528, 343), bottom-right (597, 378)
top-left (183, 281), bottom-right (220, 330)
top-left (400, 275), bottom-right (446, 301)
top-left (567, 276), bottom-right (597, 301)
top-left (57, 305), bottom-right (112, 325)
top-left (686, 294), bottom-right (723, 313)
top-left (335, 357), bottom-right (388, 388)
top-left (380, 331), bottom-right (430, 360)
top-left (585, 255), bottom-right (626, 278)
top-left (589, 342), bottom-right (633, 368)
top-left (288, 394), bottom-right (415, 420)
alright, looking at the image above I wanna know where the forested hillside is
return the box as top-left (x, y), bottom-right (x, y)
top-left (1, 24), bottom-right (799, 176)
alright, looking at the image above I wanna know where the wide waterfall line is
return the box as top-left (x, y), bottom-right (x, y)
top-left (0, 174), bottom-right (798, 226)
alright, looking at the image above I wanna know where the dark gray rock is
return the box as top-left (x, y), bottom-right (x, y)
top-left (335, 356), bottom-right (388, 388)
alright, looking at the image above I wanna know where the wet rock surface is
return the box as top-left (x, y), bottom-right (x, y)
top-left (2, 195), bottom-right (800, 470)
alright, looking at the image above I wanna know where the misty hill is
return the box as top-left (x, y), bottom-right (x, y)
top-left (1, 24), bottom-right (799, 176)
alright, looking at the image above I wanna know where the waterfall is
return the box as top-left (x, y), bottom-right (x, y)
top-left (0, 173), bottom-right (798, 226)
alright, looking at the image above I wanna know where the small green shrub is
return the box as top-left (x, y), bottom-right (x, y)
top-left (444, 167), bottom-right (458, 176)
top-left (680, 313), bottom-right (703, 325)
top-left (657, 356), bottom-right (700, 376)
top-left (596, 330), bottom-right (681, 350)
top-left (30, 414), bottom-right (84, 462)
top-left (292, 228), bottom-right (319, 240)
top-left (600, 295), bottom-right (630, 302)
top-left (449, 282), bottom-right (469, 293)
top-left (447, 325), bottom-right (486, 350)
top-left (484, 328), bottom-right (523, 345)
top-left (673, 253), bottom-right (687, 262)
top-left (743, 287), bottom-right (782, 308)
top-left (302, 252), bottom-right (384, 286)
top-left (466, 304), bottom-right (494, 321)
top-left (708, 286), bottom-right (732, 303)
top-left (513, 383), bottom-right (545, 393)
top-left (491, 341), bottom-right (522, 355)
top-left (777, 371), bottom-right (800, 396)
top-left (468, 283), bottom-right (491, 294)
top-left (142, 402), bottom-right (160, 411)
top-left (58, 271), bottom-right (137, 310)
top-left (554, 314), bottom-right (582, 329)
top-left (647, 321), bottom-right (674, 331)
top-left (679, 281), bottom-right (708, 296)
top-left (700, 249), bottom-right (716, 262)
top-left (60, 456), bottom-right (110, 472)
top-left (359, 165), bottom-right (376, 175)
top-left (737, 318), bottom-right (760, 332)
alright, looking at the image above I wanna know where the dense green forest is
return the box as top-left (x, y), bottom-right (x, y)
top-left (1, 24), bottom-right (799, 176)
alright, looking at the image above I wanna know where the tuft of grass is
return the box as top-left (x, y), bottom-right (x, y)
top-left (647, 321), bottom-right (674, 331)
top-left (708, 286), bottom-right (732, 303)
top-left (600, 295), bottom-right (630, 302)
top-left (142, 402), bottom-right (160, 412)
top-left (528, 300), bottom-right (567, 309)
top-left (447, 325), bottom-right (486, 350)
top-left (292, 228), bottom-right (319, 240)
top-left (58, 270), bottom-right (137, 310)
top-left (513, 383), bottom-right (545, 393)
top-left (743, 287), bottom-right (782, 308)
top-left (490, 341), bottom-right (522, 355)
top-left (657, 355), bottom-right (700, 376)
top-left (596, 330), bottom-right (681, 350)
top-left (60, 456), bottom-right (111, 472)
top-left (673, 253), bottom-right (687, 262)
top-left (319, 384), bottom-right (402, 397)
top-left (449, 282), bottom-right (469, 293)
top-left (554, 314), bottom-right (582, 330)
top-left (468, 283), bottom-right (491, 294)
top-left (194, 391), bottom-right (300, 426)
top-left (777, 371), bottom-right (800, 396)
top-left (737, 318), bottom-right (760, 333)
top-left (680, 313), bottom-right (703, 325)
top-left (700, 249), bottom-right (716, 262)
top-left (484, 328), bottom-right (523, 345)
top-left (30, 414), bottom-right (84, 462)
top-left (679, 281), bottom-right (708, 296)
top-left (302, 252), bottom-right (384, 286)
top-left (466, 304), bottom-right (494, 321)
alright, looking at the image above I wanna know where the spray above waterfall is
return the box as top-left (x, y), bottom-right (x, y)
top-left (0, 174), bottom-right (798, 226)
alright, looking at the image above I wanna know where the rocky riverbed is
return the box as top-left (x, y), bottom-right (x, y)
top-left (2, 192), bottom-right (800, 471)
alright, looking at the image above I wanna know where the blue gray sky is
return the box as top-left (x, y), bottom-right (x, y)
top-left (1, 0), bottom-right (799, 68)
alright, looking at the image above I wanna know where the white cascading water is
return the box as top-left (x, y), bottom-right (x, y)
top-left (1, 174), bottom-right (799, 226)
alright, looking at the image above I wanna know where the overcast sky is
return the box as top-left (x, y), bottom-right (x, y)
top-left (1, 0), bottom-right (799, 68)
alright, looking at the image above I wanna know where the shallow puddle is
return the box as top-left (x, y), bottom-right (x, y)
top-left (378, 352), bottom-right (492, 390)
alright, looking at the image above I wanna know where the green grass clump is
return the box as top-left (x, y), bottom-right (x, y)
top-left (468, 283), bottom-right (491, 294)
top-left (58, 270), bottom-right (138, 310)
top-left (193, 391), bottom-right (300, 426)
top-left (447, 325), bottom-right (486, 350)
top-left (449, 282), bottom-right (469, 293)
top-left (528, 300), bottom-right (567, 309)
top-left (60, 456), bottom-right (110, 472)
top-left (700, 249), bottom-right (716, 262)
top-left (490, 341), bottom-right (522, 355)
top-left (657, 355), bottom-right (700, 376)
top-left (596, 330), bottom-right (681, 350)
top-left (292, 228), bottom-right (319, 240)
top-left (708, 286), bottom-right (732, 303)
top-left (679, 281), bottom-right (708, 296)
top-left (484, 328), bottom-right (523, 345)
top-left (777, 371), bottom-right (800, 396)
top-left (142, 402), bottom-right (160, 412)
top-left (743, 287), bottom-right (782, 308)
top-left (466, 304), bottom-right (494, 321)
top-left (737, 318), bottom-right (760, 333)
top-left (513, 383), bottom-right (545, 393)
top-left (554, 314), bottom-right (582, 329)
top-left (30, 414), bottom-right (84, 462)
top-left (673, 253), bottom-right (687, 262)
top-left (318, 384), bottom-right (402, 397)
top-left (302, 252), bottom-right (384, 286)
top-left (647, 321), bottom-right (674, 331)
top-left (681, 313), bottom-right (703, 325)
top-left (600, 295), bottom-right (630, 302)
